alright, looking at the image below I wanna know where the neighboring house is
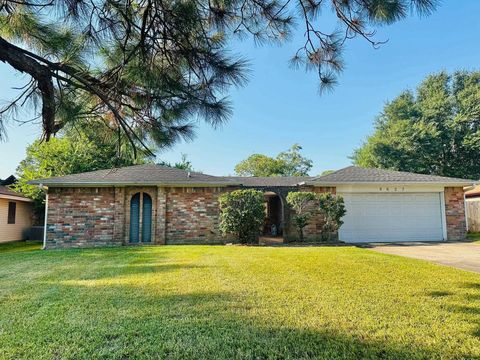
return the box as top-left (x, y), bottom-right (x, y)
top-left (465, 185), bottom-right (480, 200)
top-left (0, 185), bottom-right (34, 242)
top-left (29, 164), bottom-right (474, 249)
top-left (1, 175), bottom-right (17, 186)
top-left (465, 185), bottom-right (480, 232)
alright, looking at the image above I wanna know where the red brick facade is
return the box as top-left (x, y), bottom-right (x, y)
top-left (46, 187), bottom-right (120, 248)
top-left (46, 186), bottom-right (234, 248)
top-left (444, 187), bottom-right (467, 241)
top-left (45, 185), bottom-right (467, 248)
top-left (165, 187), bottom-right (232, 244)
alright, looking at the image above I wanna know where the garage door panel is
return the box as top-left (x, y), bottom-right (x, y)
top-left (339, 193), bottom-right (444, 243)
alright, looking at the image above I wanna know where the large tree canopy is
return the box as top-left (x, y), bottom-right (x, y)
top-left (352, 71), bottom-right (480, 179)
top-left (235, 143), bottom-right (312, 176)
top-left (0, 0), bottom-right (437, 154)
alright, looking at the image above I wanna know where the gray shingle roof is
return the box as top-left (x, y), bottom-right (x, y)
top-left (0, 186), bottom-right (32, 201)
top-left (29, 164), bottom-right (475, 187)
top-left (309, 166), bottom-right (474, 185)
top-left (29, 164), bottom-right (241, 187)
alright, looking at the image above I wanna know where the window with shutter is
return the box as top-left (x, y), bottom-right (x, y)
top-left (7, 202), bottom-right (16, 224)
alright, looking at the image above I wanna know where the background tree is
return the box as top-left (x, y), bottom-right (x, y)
top-left (219, 189), bottom-right (264, 244)
top-left (277, 144), bottom-right (313, 176)
top-left (158, 154), bottom-right (194, 171)
top-left (317, 193), bottom-right (346, 241)
top-left (235, 144), bottom-right (312, 176)
top-left (234, 154), bottom-right (285, 177)
top-left (352, 71), bottom-right (480, 179)
top-left (286, 191), bottom-right (316, 241)
top-left (0, 0), bottom-right (437, 154)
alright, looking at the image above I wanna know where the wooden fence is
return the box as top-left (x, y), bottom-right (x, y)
top-left (467, 199), bottom-right (480, 232)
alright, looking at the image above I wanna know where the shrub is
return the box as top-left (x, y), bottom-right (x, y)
top-left (317, 193), bottom-right (346, 241)
top-left (286, 191), bottom-right (316, 241)
top-left (219, 189), bottom-right (265, 244)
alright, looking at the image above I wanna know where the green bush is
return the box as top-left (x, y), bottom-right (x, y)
top-left (286, 191), bottom-right (316, 241)
top-left (219, 189), bottom-right (265, 244)
top-left (317, 193), bottom-right (346, 241)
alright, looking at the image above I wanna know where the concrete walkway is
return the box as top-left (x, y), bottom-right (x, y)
top-left (367, 242), bottom-right (480, 273)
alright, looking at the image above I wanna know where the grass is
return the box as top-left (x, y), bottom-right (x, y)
top-left (1, 242), bottom-right (480, 359)
top-left (468, 232), bottom-right (480, 243)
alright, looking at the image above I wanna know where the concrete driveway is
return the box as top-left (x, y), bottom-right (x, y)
top-left (367, 242), bottom-right (480, 273)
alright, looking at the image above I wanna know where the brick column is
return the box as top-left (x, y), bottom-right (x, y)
top-left (156, 187), bottom-right (167, 244)
top-left (444, 187), bottom-right (466, 241)
top-left (113, 187), bottom-right (126, 243)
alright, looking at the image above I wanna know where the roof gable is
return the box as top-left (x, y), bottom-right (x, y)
top-left (310, 166), bottom-right (474, 185)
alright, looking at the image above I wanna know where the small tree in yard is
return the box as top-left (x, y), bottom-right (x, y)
top-left (286, 192), bottom-right (316, 242)
top-left (317, 193), bottom-right (346, 241)
top-left (219, 190), bottom-right (265, 244)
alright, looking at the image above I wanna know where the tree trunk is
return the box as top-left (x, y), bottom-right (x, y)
top-left (0, 37), bottom-right (56, 139)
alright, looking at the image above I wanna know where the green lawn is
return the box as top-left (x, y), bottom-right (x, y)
top-left (468, 232), bottom-right (480, 243)
top-left (1, 242), bottom-right (480, 359)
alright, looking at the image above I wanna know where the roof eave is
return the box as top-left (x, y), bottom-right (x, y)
top-left (305, 180), bottom-right (476, 187)
top-left (0, 194), bottom-right (34, 202)
top-left (29, 181), bottom-right (242, 188)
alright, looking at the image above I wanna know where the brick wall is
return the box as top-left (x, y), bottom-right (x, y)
top-left (165, 187), bottom-right (233, 244)
top-left (444, 187), bottom-right (466, 241)
top-left (46, 187), bottom-right (120, 248)
top-left (46, 185), bottom-right (236, 248)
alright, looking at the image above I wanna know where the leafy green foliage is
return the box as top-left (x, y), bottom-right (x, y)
top-left (286, 191), bottom-right (316, 241)
top-left (235, 144), bottom-right (313, 177)
top-left (320, 170), bottom-right (335, 176)
top-left (158, 154), bottom-right (194, 171)
top-left (352, 71), bottom-right (480, 179)
top-left (317, 193), bottom-right (346, 241)
top-left (0, 0), bottom-right (437, 150)
top-left (234, 154), bottom-right (285, 177)
top-left (219, 190), bottom-right (264, 244)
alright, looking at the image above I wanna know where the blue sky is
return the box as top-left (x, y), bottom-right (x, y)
top-left (1, 1), bottom-right (479, 178)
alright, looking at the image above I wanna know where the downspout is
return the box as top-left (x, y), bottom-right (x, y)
top-left (42, 188), bottom-right (48, 250)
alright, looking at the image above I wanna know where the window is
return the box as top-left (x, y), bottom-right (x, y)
top-left (7, 202), bottom-right (16, 224)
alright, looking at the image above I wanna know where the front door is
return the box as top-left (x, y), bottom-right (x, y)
top-left (129, 192), bottom-right (153, 243)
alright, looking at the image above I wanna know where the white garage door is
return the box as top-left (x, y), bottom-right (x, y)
top-left (338, 193), bottom-right (445, 243)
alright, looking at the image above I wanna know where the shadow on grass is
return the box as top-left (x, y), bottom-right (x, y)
top-left (2, 242), bottom-right (480, 358)
top-left (0, 240), bottom-right (42, 254)
top-left (426, 282), bottom-right (480, 340)
top-left (3, 283), bottom-right (474, 359)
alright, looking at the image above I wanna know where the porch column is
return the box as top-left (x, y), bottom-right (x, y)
top-left (156, 187), bottom-right (167, 244)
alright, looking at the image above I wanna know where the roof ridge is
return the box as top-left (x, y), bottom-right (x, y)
top-left (311, 166), bottom-right (353, 181)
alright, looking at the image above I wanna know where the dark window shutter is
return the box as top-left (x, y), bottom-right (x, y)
top-left (142, 194), bottom-right (152, 243)
top-left (7, 202), bottom-right (16, 224)
top-left (129, 193), bottom-right (140, 243)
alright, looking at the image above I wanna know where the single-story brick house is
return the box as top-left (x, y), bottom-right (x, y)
top-left (0, 185), bottom-right (34, 243)
top-left (30, 165), bottom-right (474, 249)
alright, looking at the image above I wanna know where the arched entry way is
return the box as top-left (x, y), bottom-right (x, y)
top-left (263, 191), bottom-right (284, 238)
top-left (244, 185), bottom-right (298, 244)
top-left (129, 192), bottom-right (152, 243)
